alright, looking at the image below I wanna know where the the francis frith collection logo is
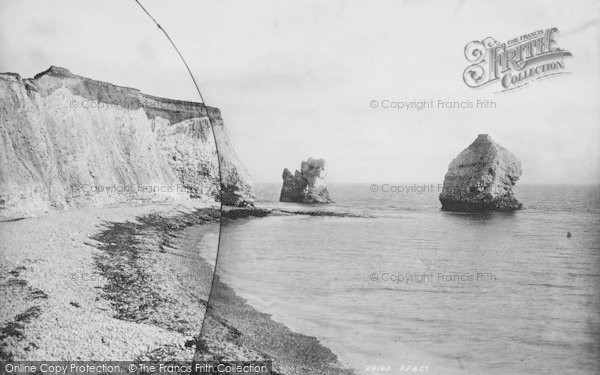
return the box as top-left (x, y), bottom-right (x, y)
top-left (463, 28), bottom-right (572, 92)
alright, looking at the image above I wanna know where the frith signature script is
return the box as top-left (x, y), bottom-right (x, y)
top-left (463, 28), bottom-right (572, 91)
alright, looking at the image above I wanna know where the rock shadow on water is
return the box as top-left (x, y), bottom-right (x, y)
top-left (441, 209), bottom-right (520, 224)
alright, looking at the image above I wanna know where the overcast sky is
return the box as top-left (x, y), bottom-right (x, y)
top-left (1, 0), bottom-right (598, 183)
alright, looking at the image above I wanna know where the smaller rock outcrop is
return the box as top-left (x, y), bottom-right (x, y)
top-left (280, 158), bottom-right (333, 204)
top-left (439, 134), bottom-right (523, 211)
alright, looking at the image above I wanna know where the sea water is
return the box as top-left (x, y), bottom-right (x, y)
top-left (214, 184), bottom-right (600, 374)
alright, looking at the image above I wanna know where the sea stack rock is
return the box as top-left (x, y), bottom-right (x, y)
top-left (439, 134), bottom-right (523, 211)
top-left (280, 158), bottom-right (333, 203)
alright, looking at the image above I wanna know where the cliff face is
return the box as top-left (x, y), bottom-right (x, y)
top-left (0, 66), bottom-right (254, 217)
top-left (439, 134), bottom-right (522, 211)
top-left (280, 158), bottom-right (333, 204)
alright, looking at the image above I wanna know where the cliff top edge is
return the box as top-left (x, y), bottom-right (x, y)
top-left (1, 66), bottom-right (211, 111)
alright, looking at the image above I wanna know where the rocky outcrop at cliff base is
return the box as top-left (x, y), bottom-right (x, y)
top-left (0, 66), bottom-right (254, 218)
top-left (439, 134), bottom-right (523, 211)
top-left (280, 158), bottom-right (333, 204)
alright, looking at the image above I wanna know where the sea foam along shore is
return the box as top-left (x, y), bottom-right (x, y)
top-left (0, 200), bottom-right (220, 361)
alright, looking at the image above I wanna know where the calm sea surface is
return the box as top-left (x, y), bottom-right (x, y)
top-left (213, 184), bottom-right (600, 374)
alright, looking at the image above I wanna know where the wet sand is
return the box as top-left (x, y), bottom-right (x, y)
top-left (196, 278), bottom-right (356, 375)
top-left (195, 211), bottom-right (356, 375)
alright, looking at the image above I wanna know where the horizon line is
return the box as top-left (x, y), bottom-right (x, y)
top-left (252, 181), bottom-right (600, 185)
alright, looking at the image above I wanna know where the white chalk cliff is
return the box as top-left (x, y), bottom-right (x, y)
top-left (0, 66), bottom-right (254, 218)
